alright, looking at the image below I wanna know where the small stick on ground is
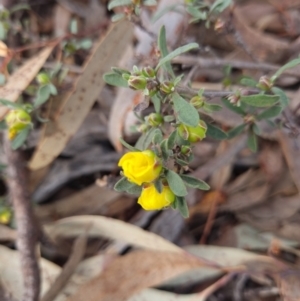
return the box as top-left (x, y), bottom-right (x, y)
top-left (4, 136), bottom-right (40, 301)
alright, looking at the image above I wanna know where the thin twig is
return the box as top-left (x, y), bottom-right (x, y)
top-left (41, 233), bottom-right (88, 301)
top-left (4, 135), bottom-right (40, 301)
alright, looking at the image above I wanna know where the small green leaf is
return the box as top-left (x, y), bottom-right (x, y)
top-left (180, 174), bottom-right (210, 190)
top-left (166, 170), bottom-right (187, 197)
top-left (240, 94), bottom-right (279, 107)
top-left (11, 126), bottom-right (30, 150)
top-left (0, 22), bottom-right (7, 40)
top-left (103, 72), bottom-right (129, 87)
top-left (167, 130), bottom-right (177, 149)
top-left (120, 137), bottom-right (140, 151)
top-left (206, 123), bottom-right (227, 140)
top-left (240, 77), bottom-right (257, 87)
top-left (151, 94), bottom-right (161, 113)
top-left (271, 87), bottom-right (289, 107)
top-left (247, 130), bottom-right (257, 152)
top-left (209, 0), bottom-right (232, 13)
top-left (222, 98), bottom-right (246, 115)
top-left (172, 93), bottom-right (199, 127)
top-left (175, 157), bottom-right (189, 166)
top-left (253, 123), bottom-right (261, 135)
top-left (272, 57), bottom-right (300, 81)
top-left (49, 84), bottom-right (57, 95)
top-left (34, 85), bottom-right (51, 107)
top-left (176, 196), bottom-right (189, 218)
top-left (154, 179), bottom-right (163, 193)
top-left (152, 128), bottom-right (163, 144)
top-left (126, 184), bottom-right (142, 195)
top-left (157, 26), bottom-right (174, 76)
top-left (152, 4), bottom-right (180, 22)
top-left (114, 177), bottom-right (135, 192)
top-left (160, 139), bottom-right (171, 160)
top-left (164, 115), bottom-right (175, 122)
top-left (108, 0), bottom-right (132, 10)
top-left (111, 13), bottom-right (125, 22)
top-left (0, 99), bottom-right (23, 110)
top-left (257, 105), bottom-right (282, 120)
top-left (142, 127), bottom-right (160, 150)
top-left (156, 43), bottom-right (199, 71)
top-left (202, 103), bottom-right (222, 113)
top-left (143, 0), bottom-right (157, 6)
top-left (227, 123), bottom-right (247, 139)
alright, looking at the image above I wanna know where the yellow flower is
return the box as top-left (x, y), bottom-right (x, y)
top-left (5, 109), bottom-right (31, 140)
top-left (138, 184), bottom-right (175, 210)
top-left (118, 150), bottom-right (162, 186)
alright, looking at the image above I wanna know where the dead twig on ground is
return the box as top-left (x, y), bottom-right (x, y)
top-left (4, 135), bottom-right (40, 301)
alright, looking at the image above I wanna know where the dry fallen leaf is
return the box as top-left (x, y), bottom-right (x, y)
top-left (29, 20), bottom-right (133, 170)
top-left (0, 46), bottom-right (54, 120)
top-left (44, 215), bottom-right (182, 253)
top-left (66, 250), bottom-right (208, 301)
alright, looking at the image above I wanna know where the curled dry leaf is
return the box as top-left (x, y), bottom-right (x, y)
top-left (66, 250), bottom-right (208, 301)
top-left (0, 46), bottom-right (54, 120)
top-left (44, 215), bottom-right (182, 253)
top-left (29, 20), bottom-right (133, 170)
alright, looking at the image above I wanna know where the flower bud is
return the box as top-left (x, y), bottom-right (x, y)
top-left (142, 66), bottom-right (156, 78)
top-left (227, 93), bottom-right (241, 106)
top-left (190, 95), bottom-right (204, 109)
top-left (181, 145), bottom-right (191, 155)
top-left (5, 109), bottom-right (31, 140)
top-left (146, 113), bottom-right (163, 127)
top-left (160, 81), bottom-right (175, 94)
top-left (128, 75), bottom-right (147, 90)
top-left (138, 123), bottom-right (148, 133)
top-left (178, 120), bottom-right (207, 143)
top-left (257, 76), bottom-right (273, 91)
top-left (36, 72), bottom-right (51, 85)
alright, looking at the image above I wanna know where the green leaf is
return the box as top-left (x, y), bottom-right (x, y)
top-left (152, 128), bottom-right (163, 144)
top-left (227, 123), bottom-right (247, 139)
top-left (180, 174), bottom-right (210, 190)
top-left (0, 99), bottom-right (23, 110)
top-left (156, 43), bottom-right (199, 71)
top-left (160, 139), bottom-right (171, 160)
top-left (240, 77), bottom-right (257, 87)
top-left (202, 103), bottom-right (222, 113)
top-left (135, 127), bottom-right (158, 150)
top-left (253, 123), bottom-right (261, 135)
top-left (257, 105), bottom-right (282, 120)
top-left (157, 26), bottom-right (174, 76)
top-left (111, 13), bottom-right (125, 22)
top-left (154, 179), bottom-right (163, 193)
top-left (164, 115), bottom-right (175, 122)
top-left (34, 85), bottom-right (51, 107)
top-left (120, 137), bottom-right (140, 151)
top-left (222, 98), bottom-right (246, 115)
top-left (175, 157), bottom-right (189, 166)
top-left (206, 123), bottom-right (227, 140)
top-left (0, 22), bottom-right (7, 40)
top-left (172, 93), bottom-right (199, 127)
top-left (126, 184), bottom-right (142, 195)
top-left (271, 87), bottom-right (289, 107)
top-left (11, 126), bottom-right (30, 150)
top-left (167, 130), bottom-right (177, 149)
top-left (209, 0), bottom-right (232, 13)
top-left (166, 170), bottom-right (187, 197)
top-left (143, 0), bottom-right (157, 6)
top-left (240, 94), bottom-right (279, 107)
top-left (272, 57), bottom-right (300, 81)
top-left (114, 177), bottom-right (135, 192)
top-left (108, 0), bottom-right (132, 10)
top-left (151, 94), bottom-right (161, 113)
top-left (186, 6), bottom-right (207, 20)
top-left (176, 196), bottom-right (189, 218)
top-left (247, 130), bottom-right (257, 152)
top-left (103, 72), bottom-right (129, 87)
top-left (49, 84), bottom-right (57, 95)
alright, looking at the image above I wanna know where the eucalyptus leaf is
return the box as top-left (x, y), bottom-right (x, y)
top-left (257, 105), bottom-right (282, 120)
top-left (120, 137), bottom-right (140, 151)
top-left (206, 123), bottom-right (227, 140)
top-left (11, 126), bottom-right (30, 150)
top-left (166, 170), bottom-right (187, 197)
top-left (271, 87), bottom-right (289, 107)
top-left (227, 123), bottom-right (247, 139)
top-left (272, 57), bottom-right (300, 81)
top-left (156, 43), bottom-right (199, 71)
top-left (176, 196), bottom-right (189, 218)
top-left (108, 0), bottom-right (132, 10)
top-left (103, 72), bottom-right (129, 87)
top-left (180, 174), bottom-right (210, 190)
top-left (172, 93), bottom-right (199, 127)
top-left (240, 94), bottom-right (279, 107)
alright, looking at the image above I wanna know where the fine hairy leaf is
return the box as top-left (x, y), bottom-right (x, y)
top-left (167, 130), bottom-right (177, 149)
top-left (247, 130), bottom-right (257, 152)
top-left (271, 87), bottom-right (289, 107)
top-left (240, 94), bottom-right (279, 107)
top-left (114, 177), bottom-right (141, 194)
top-left (103, 72), bottom-right (129, 88)
top-left (257, 105), bottom-right (282, 120)
top-left (175, 196), bottom-right (189, 218)
top-left (172, 93), bottom-right (199, 127)
top-left (206, 123), bottom-right (227, 140)
top-left (156, 43), bottom-right (199, 71)
top-left (11, 126), bottom-right (31, 150)
top-left (120, 137), bottom-right (140, 151)
top-left (272, 57), bottom-right (300, 81)
top-left (222, 98), bottom-right (246, 115)
top-left (227, 123), bottom-right (247, 139)
top-left (166, 170), bottom-right (187, 197)
top-left (180, 174), bottom-right (210, 190)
